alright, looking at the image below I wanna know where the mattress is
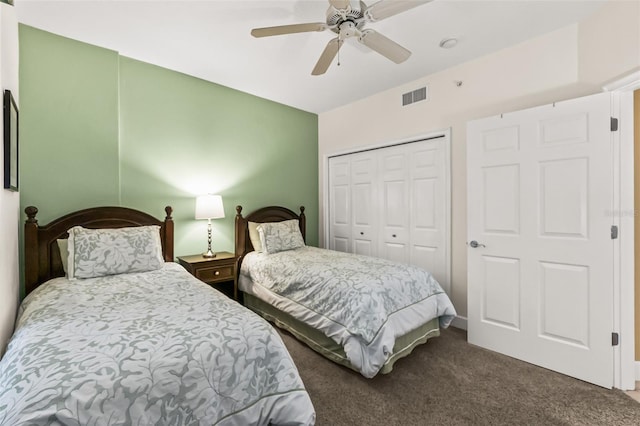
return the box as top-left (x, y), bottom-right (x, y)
top-left (239, 246), bottom-right (457, 378)
top-left (0, 263), bottom-right (315, 425)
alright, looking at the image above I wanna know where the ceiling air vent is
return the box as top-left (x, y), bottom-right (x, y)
top-left (402, 86), bottom-right (428, 106)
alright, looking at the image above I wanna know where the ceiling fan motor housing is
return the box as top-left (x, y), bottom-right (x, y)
top-left (326, 1), bottom-right (365, 28)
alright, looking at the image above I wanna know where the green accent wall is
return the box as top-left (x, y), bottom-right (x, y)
top-left (118, 56), bottom-right (319, 256)
top-left (19, 26), bottom-right (121, 221)
top-left (19, 25), bottom-right (318, 274)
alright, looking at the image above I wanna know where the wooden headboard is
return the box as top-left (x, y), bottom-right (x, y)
top-left (235, 205), bottom-right (306, 264)
top-left (24, 205), bottom-right (174, 295)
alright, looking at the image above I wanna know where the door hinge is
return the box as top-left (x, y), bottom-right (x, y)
top-left (611, 117), bottom-right (619, 131)
top-left (611, 225), bottom-right (618, 239)
top-left (612, 332), bottom-right (619, 346)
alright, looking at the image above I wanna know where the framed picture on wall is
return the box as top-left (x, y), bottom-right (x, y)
top-left (3, 89), bottom-right (18, 191)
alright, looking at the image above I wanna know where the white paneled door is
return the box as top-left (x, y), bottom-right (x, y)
top-left (351, 151), bottom-right (378, 257)
top-left (379, 144), bottom-right (410, 263)
top-left (328, 156), bottom-right (351, 253)
top-left (467, 92), bottom-right (614, 388)
top-left (408, 141), bottom-right (447, 285)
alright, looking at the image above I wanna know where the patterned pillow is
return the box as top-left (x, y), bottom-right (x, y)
top-left (67, 225), bottom-right (164, 279)
top-left (257, 219), bottom-right (305, 254)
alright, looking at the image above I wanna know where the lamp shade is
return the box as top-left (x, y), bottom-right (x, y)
top-left (195, 194), bottom-right (225, 220)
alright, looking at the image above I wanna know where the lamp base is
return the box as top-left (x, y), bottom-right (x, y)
top-left (202, 250), bottom-right (217, 258)
top-left (203, 219), bottom-right (216, 258)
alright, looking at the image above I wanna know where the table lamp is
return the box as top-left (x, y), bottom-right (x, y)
top-left (195, 194), bottom-right (225, 258)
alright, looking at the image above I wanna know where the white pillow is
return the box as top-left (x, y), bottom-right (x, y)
top-left (257, 219), bottom-right (305, 254)
top-left (57, 239), bottom-right (69, 275)
top-left (67, 225), bottom-right (164, 279)
top-left (248, 221), bottom-right (263, 252)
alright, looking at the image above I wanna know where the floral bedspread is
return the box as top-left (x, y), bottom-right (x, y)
top-left (0, 263), bottom-right (315, 425)
top-left (240, 247), bottom-right (457, 377)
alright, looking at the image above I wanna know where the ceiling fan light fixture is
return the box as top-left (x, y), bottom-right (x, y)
top-left (439, 37), bottom-right (458, 49)
top-left (339, 21), bottom-right (358, 38)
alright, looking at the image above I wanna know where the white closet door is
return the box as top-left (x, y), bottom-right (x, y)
top-left (408, 140), bottom-right (446, 286)
top-left (326, 134), bottom-right (451, 294)
top-left (350, 151), bottom-right (378, 256)
top-left (379, 144), bottom-right (410, 263)
top-left (467, 92), bottom-right (614, 388)
top-left (328, 156), bottom-right (351, 253)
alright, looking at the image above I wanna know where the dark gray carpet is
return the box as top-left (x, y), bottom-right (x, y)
top-left (278, 327), bottom-right (640, 425)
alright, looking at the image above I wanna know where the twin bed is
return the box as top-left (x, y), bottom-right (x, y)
top-left (235, 205), bottom-right (456, 378)
top-left (0, 203), bottom-right (455, 424)
top-left (0, 206), bottom-right (315, 425)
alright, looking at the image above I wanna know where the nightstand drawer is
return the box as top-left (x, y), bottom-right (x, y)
top-left (177, 252), bottom-right (238, 301)
top-left (195, 264), bottom-right (234, 283)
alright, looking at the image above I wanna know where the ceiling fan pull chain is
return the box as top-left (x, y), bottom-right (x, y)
top-left (337, 39), bottom-right (341, 67)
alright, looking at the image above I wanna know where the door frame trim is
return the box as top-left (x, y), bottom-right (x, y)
top-left (603, 71), bottom-right (639, 390)
top-left (322, 128), bottom-right (452, 295)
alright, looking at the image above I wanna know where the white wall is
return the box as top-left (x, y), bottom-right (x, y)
top-left (318, 1), bottom-right (640, 322)
top-left (0, 2), bottom-right (20, 356)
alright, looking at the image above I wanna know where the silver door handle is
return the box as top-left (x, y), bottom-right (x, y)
top-left (468, 240), bottom-right (486, 248)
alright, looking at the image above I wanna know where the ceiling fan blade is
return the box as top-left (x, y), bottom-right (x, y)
top-left (358, 29), bottom-right (411, 63)
top-left (251, 23), bottom-right (327, 38)
top-left (329, 0), bottom-right (351, 10)
top-left (365, 0), bottom-right (431, 22)
top-left (312, 38), bottom-right (342, 76)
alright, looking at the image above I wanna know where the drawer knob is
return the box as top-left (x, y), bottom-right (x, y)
top-left (214, 271), bottom-right (220, 276)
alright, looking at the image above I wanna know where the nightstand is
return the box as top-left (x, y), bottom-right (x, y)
top-left (177, 252), bottom-right (237, 300)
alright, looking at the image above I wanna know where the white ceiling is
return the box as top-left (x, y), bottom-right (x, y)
top-left (16, 0), bottom-right (606, 113)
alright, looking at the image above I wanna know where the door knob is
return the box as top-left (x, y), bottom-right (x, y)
top-left (468, 240), bottom-right (485, 248)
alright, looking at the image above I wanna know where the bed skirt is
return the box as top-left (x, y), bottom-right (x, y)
top-left (243, 292), bottom-right (440, 376)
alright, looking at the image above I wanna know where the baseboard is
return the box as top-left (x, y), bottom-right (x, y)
top-left (450, 315), bottom-right (467, 330)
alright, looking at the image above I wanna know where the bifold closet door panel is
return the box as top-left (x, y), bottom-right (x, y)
top-left (408, 140), bottom-right (446, 284)
top-left (378, 144), bottom-right (410, 264)
top-left (350, 151), bottom-right (378, 257)
top-left (328, 156), bottom-right (351, 253)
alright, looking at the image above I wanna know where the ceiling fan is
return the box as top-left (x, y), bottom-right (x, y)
top-left (251, 0), bottom-right (432, 75)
